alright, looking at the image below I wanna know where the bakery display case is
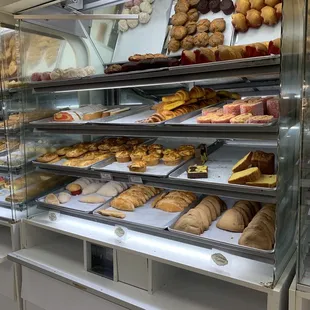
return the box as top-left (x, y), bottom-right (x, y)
top-left (2, 0), bottom-right (304, 309)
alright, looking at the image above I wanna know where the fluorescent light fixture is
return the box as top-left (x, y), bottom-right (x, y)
top-left (14, 13), bottom-right (138, 20)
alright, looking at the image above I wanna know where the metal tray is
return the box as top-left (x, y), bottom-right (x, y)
top-left (37, 185), bottom-right (112, 213)
top-left (167, 0), bottom-right (236, 56)
top-left (30, 105), bottom-right (149, 126)
top-left (169, 142), bottom-right (277, 192)
top-left (93, 190), bottom-right (198, 230)
top-left (112, 0), bottom-right (173, 63)
top-left (233, 22), bottom-right (281, 46)
top-left (92, 138), bottom-right (198, 177)
top-left (168, 196), bottom-right (274, 254)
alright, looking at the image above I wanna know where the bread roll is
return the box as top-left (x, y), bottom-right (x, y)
top-left (79, 195), bottom-right (106, 204)
top-left (216, 209), bottom-right (245, 232)
top-left (45, 193), bottom-right (60, 205)
top-left (82, 183), bottom-right (103, 195)
top-left (58, 192), bottom-right (71, 204)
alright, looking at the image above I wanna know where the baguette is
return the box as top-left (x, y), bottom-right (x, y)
top-left (228, 167), bottom-right (261, 185)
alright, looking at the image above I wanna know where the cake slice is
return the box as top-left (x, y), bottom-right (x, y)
top-left (232, 152), bottom-right (253, 172)
top-left (246, 174), bottom-right (277, 188)
top-left (228, 167), bottom-right (261, 185)
top-left (251, 151), bottom-right (275, 174)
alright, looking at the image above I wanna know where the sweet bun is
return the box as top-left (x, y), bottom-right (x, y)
top-left (82, 183), bottom-right (103, 195)
top-left (45, 193), bottom-right (60, 205)
top-left (58, 192), bottom-right (71, 204)
top-left (175, 0), bottom-right (190, 13)
top-left (187, 8), bottom-right (199, 22)
top-left (209, 32), bottom-right (224, 47)
top-left (246, 9), bottom-right (263, 28)
top-left (197, 19), bottom-right (211, 32)
top-left (275, 3), bottom-right (282, 19)
top-left (232, 13), bottom-right (248, 32)
top-left (79, 194), bottom-right (106, 204)
top-left (261, 6), bottom-right (277, 25)
top-left (171, 12), bottom-right (188, 26)
top-left (168, 38), bottom-right (181, 52)
top-left (181, 35), bottom-right (195, 50)
top-left (209, 18), bottom-right (226, 32)
top-left (185, 21), bottom-right (197, 35)
top-left (249, 0), bottom-right (265, 10)
top-left (194, 32), bottom-right (209, 47)
top-left (264, 0), bottom-right (280, 7)
top-left (171, 26), bottom-right (188, 40)
top-left (236, 0), bottom-right (251, 15)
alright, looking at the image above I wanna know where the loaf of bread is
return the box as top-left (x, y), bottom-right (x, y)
top-left (251, 151), bottom-right (275, 174)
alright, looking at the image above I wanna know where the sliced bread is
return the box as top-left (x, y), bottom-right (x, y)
top-left (246, 174), bottom-right (277, 188)
top-left (228, 167), bottom-right (261, 185)
top-left (232, 151), bottom-right (253, 172)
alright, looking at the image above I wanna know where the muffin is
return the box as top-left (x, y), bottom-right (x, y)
top-left (130, 149), bottom-right (147, 161)
top-left (163, 151), bottom-right (182, 166)
top-left (115, 150), bottom-right (131, 163)
top-left (178, 145), bottom-right (196, 160)
top-left (142, 154), bottom-right (160, 166)
top-left (128, 160), bottom-right (147, 172)
top-left (110, 145), bottom-right (127, 153)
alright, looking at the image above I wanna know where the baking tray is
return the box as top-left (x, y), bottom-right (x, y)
top-left (37, 186), bottom-right (112, 213)
top-left (112, 0), bottom-right (173, 63)
top-left (93, 190), bottom-right (199, 230)
top-left (92, 138), bottom-right (199, 177)
top-left (30, 105), bottom-right (149, 126)
top-left (168, 196), bottom-right (274, 254)
top-left (167, 0), bottom-right (236, 56)
top-left (169, 142), bottom-right (277, 192)
top-left (233, 21), bottom-right (281, 46)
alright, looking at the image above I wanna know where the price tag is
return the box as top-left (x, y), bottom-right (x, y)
top-left (129, 176), bottom-right (143, 184)
top-left (100, 172), bottom-right (113, 181)
top-left (114, 225), bottom-right (129, 243)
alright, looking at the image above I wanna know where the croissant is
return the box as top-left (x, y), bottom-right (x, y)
top-left (189, 86), bottom-right (205, 99)
top-left (246, 9), bottom-right (263, 28)
top-left (236, 0), bottom-right (250, 15)
top-left (176, 89), bottom-right (190, 101)
top-left (261, 6), bottom-right (277, 25)
top-left (232, 13), bottom-right (248, 32)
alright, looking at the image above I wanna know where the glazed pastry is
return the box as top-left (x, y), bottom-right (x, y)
top-left (261, 6), bottom-right (277, 25)
top-left (128, 160), bottom-right (147, 172)
top-left (185, 21), bottom-right (197, 35)
top-left (45, 193), bottom-right (60, 205)
top-left (118, 20), bottom-right (128, 32)
top-left (264, 0), bottom-right (280, 7)
top-left (209, 0), bottom-right (221, 13)
top-left (209, 32), bottom-right (224, 47)
top-left (249, 0), bottom-right (265, 10)
top-left (197, 0), bottom-right (210, 14)
top-left (171, 26), bottom-right (188, 40)
top-left (171, 12), bottom-right (188, 26)
top-left (127, 20), bottom-right (139, 29)
top-left (58, 192), bottom-right (72, 204)
top-left (197, 19), bottom-right (211, 32)
top-left (131, 5), bottom-right (140, 13)
top-left (189, 0), bottom-right (200, 6)
top-left (220, 0), bottom-right (235, 15)
top-left (181, 35), bottom-right (195, 50)
top-left (232, 13), bottom-right (248, 32)
top-left (140, 1), bottom-right (153, 13)
top-left (246, 9), bottom-right (263, 27)
top-left (236, 0), bottom-right (251, 15)
top-left (139, 12), bottom-right (151, 24)
top-left (209, 18), bottom-right (226, 32)
top-left (194, 32), bottom-right (209, 47)
top-left (187, 8), bottom-right (199, 22)
top-left (168, 38), bottom-right (181, 52)
top-left (275, 3), bottom-right (282, 19)
top-left (175, 0), bottom-right (190, 13)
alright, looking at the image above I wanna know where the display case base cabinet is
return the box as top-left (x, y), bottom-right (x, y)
top-left (0, 293), bottom-right (20, 310)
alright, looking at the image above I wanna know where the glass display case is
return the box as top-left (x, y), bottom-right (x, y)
top-left (2, 0), bottom-right (304, 309)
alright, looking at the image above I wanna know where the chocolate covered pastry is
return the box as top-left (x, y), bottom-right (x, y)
top-left (209, 0), bottom-right (221, 13)
top-left (197, 0), bottom-right (210, 14)
top-left (220, 0), bottom-right (235, 15)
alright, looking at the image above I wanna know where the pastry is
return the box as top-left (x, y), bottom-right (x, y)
top-left (116, 150), bottom-right (131, 163)
top-left (140, 1), bottom-right (153, 13)
top-left (163, 151), bottom-right (182, 166)
top-left (198, 47), bottom-right (216, 62)
top-left (247, 115), bottom-right (274, 123)
top-left (189, 86), bottom-right (205, 99)
top-left (45, 193), bottom-right (60, 205)
top-left (187, 165), bottom-right (208, 178)
top-left (187, 8), bottom-right (199, 22)
top-left (105, 64), bottom-right (122, 74)
top-left (154, 191), bottom-right (196, 212)
top-left (98, 210), bottom-right (126, 219)
top-left (230, 113), bottom-right (253, 123)
top-left (246, 174), bottom-right (277, 188)
top-left (194, 32), bottom-right (209, 47)
top-left (139, 12), bottom-right (151, 24)
top-left (189, 0), bottom-right (200, 6)
top-left (197, 0), bottom-right (210, 13)
top-left (275, 3), bottom-right (282, 19)
top-left (175, 0), bottom-right (190, 13)
top-left (217, 209), bottom-right (245, 232)
top-left (36, 152), bottom-right (58, 163)
top-left (197, 19), bottom-right (210, 33)
top-left (181, 35), bottom-right (195, 50)
top-left (249, 0), bottom-right (265, 10)
top-left (79, 194), bottom-right (106, 204)
top-left (209, 32), bottom-right (224, 47)
top-left (82, 183), bottom-right (103, 195)
top-left (220, 0), bottom-right (235, 14)
top-left (130, 149), bottom-right (146, 161)
top-left (174, 213), bottom-right (204, 234)
top-left (251, 151), bottom-right (275, 174)
top-left (171, 12), bottom-right (188, 26)
top-left (232, 152), bottom-right (253, 172)
top-left (209, 18), bottom-right (226, 32)
top-left (128, 160), bottom-right (147, 172)
top-left (261, 6), bottom-right (277, 25)
top-left (236, 0), bottom-right (250, 15)
top-left (66, 183), bottom-right (82, 195)
top-left (264, 0), bottom-right (280, 7)
top-left (171, 26), bottom-right (188, 40)
top-left (127, 20), bottom-right (139, 29)
top-left (232, 13), bottom-right (248, 32)
top-left (58, 192), bottom-right (71, 204)
top-left (211, 114), bottom-right (235, 123)
top-left (209, 0), bottom-right (221, 12)
top-left (131, 5), bottom-right (140, 13)
top-left (125, 1), bottom-right (134, 8)
top-left (97, 183), bottom-right (118, 197)
top-left (228, 167), bottom-right (261, 184)
top-left (246, 9), bottom-right (263, 27)
top-left (168, 38), bottom-right (181, 52)
top-left (185, 21), bottom-right (197, 35)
